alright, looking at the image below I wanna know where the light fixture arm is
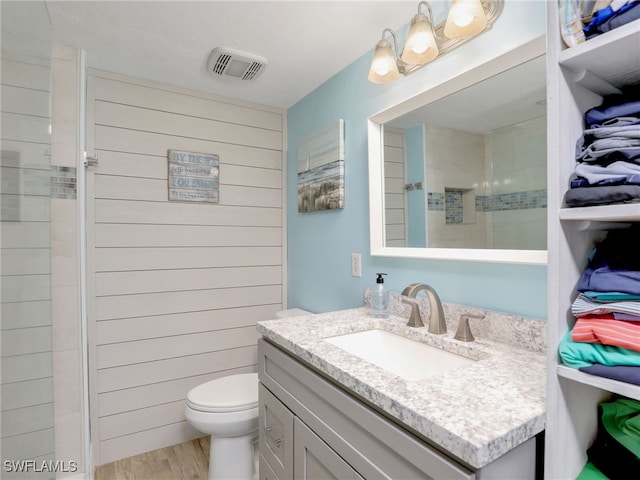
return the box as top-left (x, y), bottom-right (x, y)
top-left (379, 28), bottom-right (409, 74)
top-left (417, 1), bottom-right (437, 38)
top-left (381, 28), bottom-right (400, 59)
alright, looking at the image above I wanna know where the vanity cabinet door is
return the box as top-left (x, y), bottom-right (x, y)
top-left (259, 454), bottom-right (280, 480)
top-left (259, 383), bottom-right (294, 480)
top-left (293, 418), bottom-right (363, 480)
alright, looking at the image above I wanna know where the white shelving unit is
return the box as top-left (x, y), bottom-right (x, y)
top-left (557, 365), bottom-right (640, 402)
top-left (559, 203), bottom-right (640, 222)
top-left (545, 4), bottom-right (640, 478)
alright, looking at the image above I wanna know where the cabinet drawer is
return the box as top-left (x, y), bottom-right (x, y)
top-left (259, 383), bottom-right (294, 480)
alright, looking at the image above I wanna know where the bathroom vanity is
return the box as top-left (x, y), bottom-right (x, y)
top-left (257, 307), bottom-right (545, 479)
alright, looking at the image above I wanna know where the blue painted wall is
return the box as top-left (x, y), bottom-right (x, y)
top-left (286, 1), bottom-right (547, 319)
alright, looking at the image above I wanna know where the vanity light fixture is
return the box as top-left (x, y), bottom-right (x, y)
top-left (368, 0), bottom-right (503, 84)
top-left (368, 29), bottom-right (402, 84)
top-left (443, 0), bottom-right (488, 38)
top-left (401, 2), bottom-right (439, 65)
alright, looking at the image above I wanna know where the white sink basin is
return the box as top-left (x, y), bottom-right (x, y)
top-left (324, 329), bottom-right (476, 381)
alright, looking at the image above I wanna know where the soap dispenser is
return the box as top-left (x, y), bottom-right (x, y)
top-left (370, 273), bottom-right (390, 319)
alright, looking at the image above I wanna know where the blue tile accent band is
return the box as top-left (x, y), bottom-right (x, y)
top-left (475, 195), bottom-right (492, 212)
top-left (486, 189), bottom-right (547, 212)
top-left (51, 166), bottom-right (77, 199)
top-left (427, 189), bottom-right (547, 213)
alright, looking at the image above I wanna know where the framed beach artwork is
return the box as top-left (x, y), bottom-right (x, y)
top-left (297, 119), bottom-right (345, 212)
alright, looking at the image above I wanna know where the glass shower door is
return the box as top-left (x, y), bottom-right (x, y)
top-left (1, 2), bottom-right (55, 478)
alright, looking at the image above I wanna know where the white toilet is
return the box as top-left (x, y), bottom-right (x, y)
top-left (185, 310), bottom-right (311, 480)
top-left (185, 373), bottom-right (259, 480)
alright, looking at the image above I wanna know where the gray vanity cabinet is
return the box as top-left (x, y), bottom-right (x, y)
top-left (258, 338), bottom-right (477, 480)
top-left (259, 383), bottom-right (294, 479)
top-left (259, 454), bottom-right (280, 480)
top-left (260, 380), bottom-right (361, 480)
top-left (294, 418), bottom-right (363, 480)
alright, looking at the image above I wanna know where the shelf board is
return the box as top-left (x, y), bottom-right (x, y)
top-left (557, 365), bottom-right (640, 401)
top-left (559, 203), bottom-right (640, 222)
top-left (558, 18), bottom-right (640, 89)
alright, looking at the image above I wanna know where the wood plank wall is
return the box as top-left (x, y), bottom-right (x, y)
top-left (87, 71), bottom-right (285, 464)
top-left (384, 129), bottom-right (406, 247)
top-left (0, 54), bottom-right (56, 467)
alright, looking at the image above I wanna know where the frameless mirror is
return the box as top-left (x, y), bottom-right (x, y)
top-left (368, 36), bottom-right (547, 264)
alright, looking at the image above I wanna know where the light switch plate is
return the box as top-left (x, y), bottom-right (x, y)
top-left (351, 253), bottom-right (361, 277)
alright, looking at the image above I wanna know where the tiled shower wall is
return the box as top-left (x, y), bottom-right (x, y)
top-left (489, 116), bottom-right (547, 250)
top-left (424, 116), bottom-right (546, 250)
top-left (424, 124), bottom-right (489, 248)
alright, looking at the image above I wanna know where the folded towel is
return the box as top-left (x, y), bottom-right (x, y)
top-left (558, 330), bottom-right (640, 369)
top-left (572, 316), bottom-right (640, 352)
top-left (572, 293), bottom-right (640, 317)
top-left (583, 291), bottom-right (640, 302)
top-left (580, 364), bottom-right (640, 385)
top-left (600, 398), bottom-right (640, 456)
top-left (577, 461), bottom-right (609, 480)
top-left (578, 264), bottom-right (640, 295)
top-left (586, 398), bottom-right (640, 479)
top-left (564, 184), bottom-right (640, 207)
top-left (585, 95), bottom-right (640, 129)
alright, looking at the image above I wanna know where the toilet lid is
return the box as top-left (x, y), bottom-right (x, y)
top-left (187, 373), bottom-right (258, 413)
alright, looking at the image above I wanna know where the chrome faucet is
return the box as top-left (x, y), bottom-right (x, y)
top-left (401, 283), bottom-right (447, 334)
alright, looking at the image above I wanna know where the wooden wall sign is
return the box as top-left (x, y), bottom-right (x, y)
top-left (168, 150), bottom-right (219, 203)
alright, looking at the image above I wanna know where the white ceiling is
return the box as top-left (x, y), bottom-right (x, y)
top-left (2, 0), bottom-right (419, 109)
top-left (387, 55), bottom-right (547, 134)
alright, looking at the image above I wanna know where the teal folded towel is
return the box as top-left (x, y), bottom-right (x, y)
top-left (558, 330), bottom-right (640, 369)
top-left (584, 291), bottom-right (640, 301)
top-left (577, 461), bottom-right (609, 480)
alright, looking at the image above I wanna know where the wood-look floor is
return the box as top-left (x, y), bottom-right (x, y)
top-left (94, 437), bottom-right (210, 480)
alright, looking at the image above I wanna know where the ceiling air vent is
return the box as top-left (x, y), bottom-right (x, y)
top-left (207, 47), bottom-right (267, 81)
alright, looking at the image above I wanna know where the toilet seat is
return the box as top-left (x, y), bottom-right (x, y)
top-left (187, 372), bottom-right (258, 413)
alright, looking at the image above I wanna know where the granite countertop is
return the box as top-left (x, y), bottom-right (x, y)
top-left (256, 305), bottom-right (546, 470)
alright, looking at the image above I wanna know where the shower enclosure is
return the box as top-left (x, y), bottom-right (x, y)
top-left (1, 2), bottom-right (59, 478)
top-left (1, 52), bottom-right (57, 478)
top-left (2, 2), bottom-right (90, 476)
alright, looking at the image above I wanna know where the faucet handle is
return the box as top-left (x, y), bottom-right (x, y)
top-left (454, 314), bottom-right (484, 342)
top-left (401, 296), bottom-right (424, 328)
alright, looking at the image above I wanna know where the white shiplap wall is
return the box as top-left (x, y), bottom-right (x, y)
top-left (86, 71), bottom-right (285, 465)
top-left (384, 129), bottom-right (406, 247)
top-left (1, 54), bottom-right (56, 469)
